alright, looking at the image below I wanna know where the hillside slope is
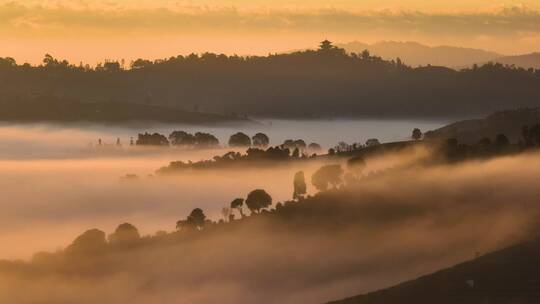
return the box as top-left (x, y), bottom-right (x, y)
top-left (339, 41), bottom-right (501, 67)
top-left (494, 53), bottom-right (540, 69)
top-left (328, 238), bottom-right (540, 304)
top-left (424, 108), bottom-right (540, 144)
top-left (0, 98), bottom-right (247, 124)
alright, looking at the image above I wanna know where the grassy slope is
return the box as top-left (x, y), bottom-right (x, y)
top-left (328, 238), bottom-right (540, 304)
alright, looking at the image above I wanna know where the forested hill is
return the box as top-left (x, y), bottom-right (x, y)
top-left (1, 41), bottom-right (540, 120)
top-left (0, 97), bottom-right (246, 124)
top-left (328, 238), bottom-right (540, 304)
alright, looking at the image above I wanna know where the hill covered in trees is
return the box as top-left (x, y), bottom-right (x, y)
top-left (329, 238), bottom-right (540, 304)
top-left (424, 108), bottom-right (540, 144)
top-left (0, 96), bottom-right (246, 124)
top-left (493, 52), bottom-right (540, 70)
top-left (1, 41), bottom-right (540, 121)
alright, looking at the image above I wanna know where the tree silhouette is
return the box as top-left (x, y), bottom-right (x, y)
top-left (347, 156), bottom-right (366, 178)
top-left (230, 198), bottom-right (245, 218)
top-left (229, 132), bottom-right (252, 147)
top-left (66, 229), bottom-right (107, 254)
top-left (245, 189), bottom-right (272, 214)
top-left (108, 223), bottom-right (140, 244)
top-left (177, 208), bottom-right (207, 230)
top-left (194, 132), bottom-right (219, 148)
top-left (412, 128), bottom-right (422, 140)
top-left (282, 139), bottom-right (296, 150)
top-left (293, 171), bottom-right (307, 200)
top-left (136, 132), bottom-right (169, 146)
top-left (169, 131), bottom-right (195, 146)
top-left (311, 164), bottom-right (344, 191)
top-left (308, 143), bottom-right (322, 153)
top-left (365, 138), bottom-right (381, 147)
top-left (252, 133), bottom-right (270, 148)
top-left (293, 139), bottom-right (307, 152)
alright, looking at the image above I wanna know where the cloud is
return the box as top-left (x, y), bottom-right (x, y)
top-left (1, 2), bottom-right (540, 38)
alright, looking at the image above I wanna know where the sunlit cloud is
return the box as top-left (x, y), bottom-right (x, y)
top-left (1, 1), bottom-right (539, 64)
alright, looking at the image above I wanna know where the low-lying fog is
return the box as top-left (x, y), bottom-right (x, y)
top-left (2, 148), bottom-right (540, 304)
top-left (0, 119), bottom-right (444, 159)
top-left (0, 119), bottom-right (444, 259)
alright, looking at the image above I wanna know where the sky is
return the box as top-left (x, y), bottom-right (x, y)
top-left (1, 0), bottom-right (540, 65)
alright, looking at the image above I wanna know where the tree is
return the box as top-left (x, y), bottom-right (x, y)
top-left (194, 132), bottom-right (219, 148)
top-left (412, 128), bottom-right (422, 140)
top-left (361, 49), bottom-right (371, 60)
top-left (293, 171), bottom-right (307, 200)
top-left (282, 139), bottom-right (296, 150)
top-left (252, 133), bottom-right (270, 148)
top-left (229, 132), bottom-right (251, 147)
top-left (108, 223), bottom-right (140, 244)
top-left (102, 61), bottom-right (121, 72)
top-left (245, 189), bottom-right (272, 214)
top-left (169, 131), bottom-right (195, 146)
top-left (177, 208), bottom-right (207, 230)
top-left (230, 198), bottom-right (246, 218)
top-left (347, 155), bottom-right (366, 177)
top-left (136, 132), bottom-right (169, 146)
top-left (293, 139), bottom-right (307, 151)
top-left (311, 164), bottom-right (344, 191)
top-left (66, 229), bottom-right (107, 254)
top-left (365, 138), bottom-right (380, 147)
top-left (308, 143), bottom-right (322, 153)
top-left (292, 147), bottom-right (300, 158)
top-left (0, 57), bottom-right (16, 68)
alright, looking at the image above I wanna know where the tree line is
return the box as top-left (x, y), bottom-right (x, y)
top-left (68, 156), bottom-right (370, 255)
top-left (1, 40), bottom-right (539, 120)
top-left (135, 130), bottom-right (322, 152)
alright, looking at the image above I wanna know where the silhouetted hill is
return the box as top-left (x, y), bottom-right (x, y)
top-left (1, 43), bottom-right (540, 120)
top-left (328, 238), bottom-right (540, 304)
top-left (339, 41), bottom-right (501, 67)
top-left (494, 53), bottom-right (540, 69)
top-left (0, 96), bottom-right (246, 124)
top-left (424, 108), bottom-right (540, 144)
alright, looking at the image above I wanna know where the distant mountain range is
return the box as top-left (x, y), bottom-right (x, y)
top-left (338, 41), bottom-right (540, 69)
top-left (495, 52), bottom-right (540, 69)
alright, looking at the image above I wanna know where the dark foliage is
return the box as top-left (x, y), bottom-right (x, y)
top-left (245, 189), bottom-right (273, 214)
top-left (157, 146), bottom-right (296, 173)
top-left (252, 133), bottom-right (270, 148)
top-left (2, 42), bottom-right (539, 121)
top-left (229, 132), bottom-right (252, 147)
top-left (136, 132), bottom-right (169, 146)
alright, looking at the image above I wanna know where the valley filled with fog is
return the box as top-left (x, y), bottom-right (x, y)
top-left (0, 119), bottom-right (444, 259)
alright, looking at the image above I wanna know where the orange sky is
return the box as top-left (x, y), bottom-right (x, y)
top-left (1, 1), bottom-right (539, 65)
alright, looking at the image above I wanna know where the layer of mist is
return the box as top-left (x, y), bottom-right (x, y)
top-left (0, 119), bottom-right (445, 159)
top-left (1, 147), bottom-right (540, 303)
